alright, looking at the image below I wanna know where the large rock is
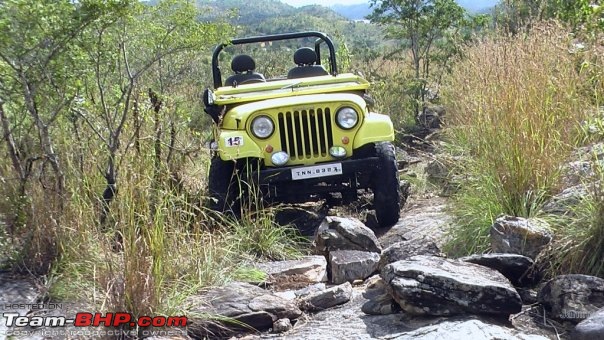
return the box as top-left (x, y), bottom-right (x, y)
top-left (298, 282), bottom-right (353, 312)
top-left (490, 215), bottom-right (553, 259)
top-left (255, 256), bottom-right (327, 285)
top-left (390, 319), bottom-right (550, 340)
top-left (460, 253), bottom-right (537, 286)
top-left (187, 282), bottom-right (302, 336)
top-left (379, 238), bottom-right (442, 270)
top-left (541, 184), bottom-right (588, 216)
top-left (417, 105), bottom-right (445, 129)
top-left (573, 307), bottom-right (604, 340)
top-left (274, 202), bottom-right (325, 236)
top-left (381, 256), bottom-right (522, 316)
top-left (313, 216), bottom-right (381, 254)
top-left (538, 274), bottom-right (604, 322)
top-left (361, 275), bottom-right (400, 315)
top-left (330, 250), bottom-right (380, 284)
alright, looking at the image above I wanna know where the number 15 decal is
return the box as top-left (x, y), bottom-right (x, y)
top-left (225, 136), bottom-right (244, 147)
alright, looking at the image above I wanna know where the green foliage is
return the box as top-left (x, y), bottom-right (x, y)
top-left (368, 0), bottom-right (482, 118)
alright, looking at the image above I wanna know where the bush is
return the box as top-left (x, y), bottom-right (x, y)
top-left (442, 24), bottom-right (590, 256)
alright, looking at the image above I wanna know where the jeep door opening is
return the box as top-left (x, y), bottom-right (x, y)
top-left (203, 31), bottom-right (403, 228)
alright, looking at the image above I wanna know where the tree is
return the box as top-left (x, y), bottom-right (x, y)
top-left (367, 0), bottom-right (471, 119)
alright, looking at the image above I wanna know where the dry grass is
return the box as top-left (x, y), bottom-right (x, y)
top-left (443, 23), bottom-right (591, 255)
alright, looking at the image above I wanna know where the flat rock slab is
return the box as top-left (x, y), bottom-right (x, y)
top-left (538, 274), bottom-right (604, 322)
top-left (460, 253), bottom-right (537, 286)
top-left (379, 238), bottom-right (442, 270)
top-left (187, 282), bottom-right (301, 337)
top-left (490, 215), bottom-right (552, 259)
top-left (573, 307), bottom-right (604, 340)
top-left (298, 282), bottom-right (352, 312)
top-left (313, 216), bottom-right (381, 254)
top-left (382, 255), bottom-right (522, 316)
top-left (389, 319), bottom-right (550, 340)
top-left (362, 275), bottom-right (400, 315)
top-left (379, 197), bottom-right (451, 249)
top-left (255, 255), bottom-right (327, 284)
top-left (329, 250), bottom-right (379, 284)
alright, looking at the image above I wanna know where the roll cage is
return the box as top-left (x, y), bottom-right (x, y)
top-left (211, 31), bottom-right (338, 89)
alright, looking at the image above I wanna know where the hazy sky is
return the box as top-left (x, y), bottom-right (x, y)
top-left (282, 0), bottom-right (368, 6)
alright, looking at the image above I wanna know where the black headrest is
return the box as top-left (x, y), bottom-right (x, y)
top-left (231, 54), bottom-right (255, 73)
top-left (294, 47), bottom-right (318, 66)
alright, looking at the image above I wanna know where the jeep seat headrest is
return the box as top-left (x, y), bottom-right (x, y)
top-left (231, 54), bottom-right (256, 73)
top-left (293, 47), bottom-right (318, 66)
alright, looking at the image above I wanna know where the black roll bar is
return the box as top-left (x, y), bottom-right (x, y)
top-left (211, 31), bottom-right (338, 88)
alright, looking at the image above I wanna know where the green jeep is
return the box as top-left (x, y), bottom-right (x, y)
top-left (203, 31), bottom-right (403, 228)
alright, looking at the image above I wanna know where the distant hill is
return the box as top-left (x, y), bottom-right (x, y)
top-left (329, 1), bottom-right (497, 20)
top-left (331, 3), bottom-right (372, 20)
top-left (195, 0), bottom-right (386, 52)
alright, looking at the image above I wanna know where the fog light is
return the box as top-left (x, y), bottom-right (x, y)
top-left (329, 146), bottom-right (347, 158)
top-left (271, 151), bottom-right (289, 166)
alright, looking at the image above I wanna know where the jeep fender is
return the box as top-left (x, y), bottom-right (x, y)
top-left (353, 112), bottom-right (395, 148)
top-left (217, 130), bottom-right (263, 161)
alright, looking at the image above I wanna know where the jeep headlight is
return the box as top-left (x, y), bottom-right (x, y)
top-left (336, 107), bottom-right (358, 129)
top-left (251, 115), bottom-right (274, 139)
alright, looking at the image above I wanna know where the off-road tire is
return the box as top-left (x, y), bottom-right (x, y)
top-left (208, 157), bottom-right (240, 216)
top-left (373, 142), bottom-right (401, 227)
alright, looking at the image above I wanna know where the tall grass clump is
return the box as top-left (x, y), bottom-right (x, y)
top-left (442, 24), bottom-right (589, 256)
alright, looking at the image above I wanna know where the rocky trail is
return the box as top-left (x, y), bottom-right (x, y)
top-left (2, 141), bottom-right (604, 340)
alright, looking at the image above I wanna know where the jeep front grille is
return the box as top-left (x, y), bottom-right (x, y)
top-left (277, 108), bottom-right (334, 160)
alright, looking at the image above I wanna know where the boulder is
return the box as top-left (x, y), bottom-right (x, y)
top-left (573, 307), bottom-right (604, 340)
top-left (298, 282), bottom-right (353, 312)
top-left (361, 275), bottom-right (400, 315)
top-left (460, 253), bottom-right (537, 286)
top-left (517, 288), bottom-right (539, 305)
top-left (381, 256), bottom-right (522, 316)
top-left (390, 319), bottom-right (549, 340)
top-left (272, 318), bottom-right (293, 333)
top-left (379, 239), bottom-right (442, 270)
top-left (330, 250), bottom-right (380, 284)
top-left (313, 216), bottom-right (381, 254)
top-left (490, 215), bottom-right (553, 259)
top-left (538, 274), bottom-right (604, 322)
top-left (187, 282), bottom-right (301, 337)
top-left (417, 105), bottom-right (445, 129)
top-left (274, 283), bottom-right (327, 301)
top-left (541, 185), bottom-right (588, 216)
top-left (274, 202), bottom-right (325, 236)
top-left (255, 256), bottom-right (327, 285)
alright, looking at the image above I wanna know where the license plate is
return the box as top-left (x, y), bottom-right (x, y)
top-left (291, 163), bottom-right (343, 180)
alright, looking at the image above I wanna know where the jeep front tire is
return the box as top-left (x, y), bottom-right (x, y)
top-left (373, 142), bottom-right (401, 227)
top-left (208, 157), bottom-right (240, 216)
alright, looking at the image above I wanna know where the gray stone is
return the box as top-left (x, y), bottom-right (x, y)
top-left (390, 319), bottom-right (550, 340)
top-left (490, 215), bottom-right (553, 259)
top-left (272, 318), bottom-right (293, 333)
top-left (187, 282), bottom-right (301, 337)
top-left (330, 250), bottom-right (379, 284)
top-left (255, 255), bottom-right (327, 284)
top-left (417, 105), bottom-right (445, 129)
top-left (573, 307), bottom-right (604, 340)
top-left (379, 239), bottom-right (442, 270)
top-left (542, 184), bottom-right (589, 216)
top-left (460, 253), bottom-right (537, 286)
top-left (298, 282), bottom-right (353, 312)
top-left (362, 275), bottom-right (400, 315)
top-left (313, 216), bottom-right (381, 254)
top-left (517, 288), bottom-right (539, 305)
top-left (382, 256), bottom-right (522, 316)
top-left (538, 274), bottom-right (604, 322)
top-left (425, 159), bottom-right (448, 185)
top-left (274, 202), bottom-right (325, 236)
